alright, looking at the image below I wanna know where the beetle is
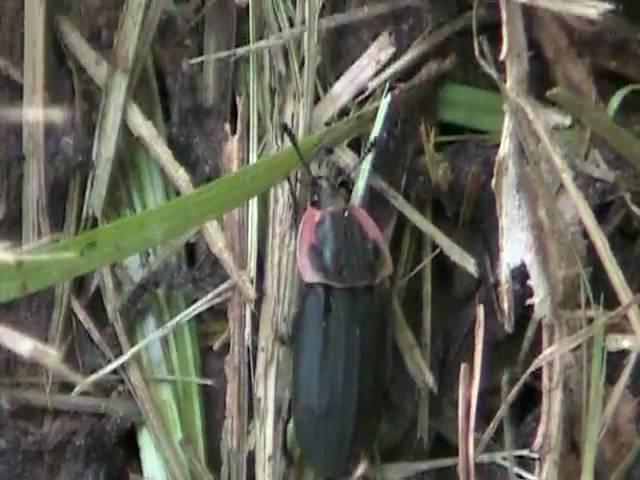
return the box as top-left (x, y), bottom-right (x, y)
top-left (285, 129), bottom-right (393, 478)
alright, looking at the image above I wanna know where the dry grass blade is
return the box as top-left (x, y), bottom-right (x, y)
top-left (0, 388), bottom-right (141, 421)
top-left (220, 2), bottom-right (255, 477)
top-left (468, 305), bottom-right (484, 479)
top-left (300, 0), bottom-right (321, 132)
top-left (368, 170), bottom-right (478, 277)
top-left (253, 3), bottom-right (295, 477)
top-left (254, 211), bottom-right (296, 480)
top-left (600, 351), bottom-right (638, 452)
top-left (393, 296), bottom-right (437, 393)
top-left (312, 31), bottom-right (395, 126)
top-left (187, 0), bottom-right (421, 64)
top-left (379, 450), bottom-right (537, 479)
top-left (364, 9), bottom-right (481, 97)
top-left (457, 306), bottom-right (484, 480)
top-left (457, 363), bottom-right (471, 480)
top-left (22, 0), bottom-right (49, 241)
top-left (70, 294), bottom-right (115, 362)
top-left (0, 104), bottom-right (69, 124)
top-left (0, 324), bottom-right (85, 385)
top-left (417, 197), bottom-right (434, 443)
top-left (56, 15), bottom-right (256, 302)
top-left (514, 0), bottom-right (614, 19)
top-left (202, 0), bottom-right (236, 105)
top-left (391, 197), bottom-right (439, 410)
top-left (88, 0), bottom-right (147, 218)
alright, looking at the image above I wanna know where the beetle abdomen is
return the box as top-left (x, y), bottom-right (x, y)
top-left (292, 284), bottom-right (389, 477)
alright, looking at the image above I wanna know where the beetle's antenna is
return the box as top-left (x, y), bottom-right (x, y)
top-left (280, 122), bottom-right (343, 205)
top-left (281, 122), bottom-right (314, 178)
top-left (280, 123), bottom-right (309, 225)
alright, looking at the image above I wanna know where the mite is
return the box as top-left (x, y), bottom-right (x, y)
top-left (289, 144), bottom-right (393, 478)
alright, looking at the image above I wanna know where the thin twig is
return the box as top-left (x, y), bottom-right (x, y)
top-left (0, 388), bottom-right (141, 421)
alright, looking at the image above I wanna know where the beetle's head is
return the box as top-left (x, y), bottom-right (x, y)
top-left (309, 157), bottom-right (351, 210)
top-left (281, 122), bottom-right (353, 210)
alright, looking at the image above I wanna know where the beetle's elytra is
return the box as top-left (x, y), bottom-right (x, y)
top-left (292, 284), bottom-right (390, 478)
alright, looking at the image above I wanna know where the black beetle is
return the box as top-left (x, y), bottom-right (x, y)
top-left (288, 135), bottom-right (393, 477)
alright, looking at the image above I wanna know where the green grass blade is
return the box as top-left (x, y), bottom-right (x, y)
top-left (581, 316), bottom-right (606, 480)
top-left (437, 83), bottom-right (503, 133)
top-left (0, 132), bottom-right (327, 302)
